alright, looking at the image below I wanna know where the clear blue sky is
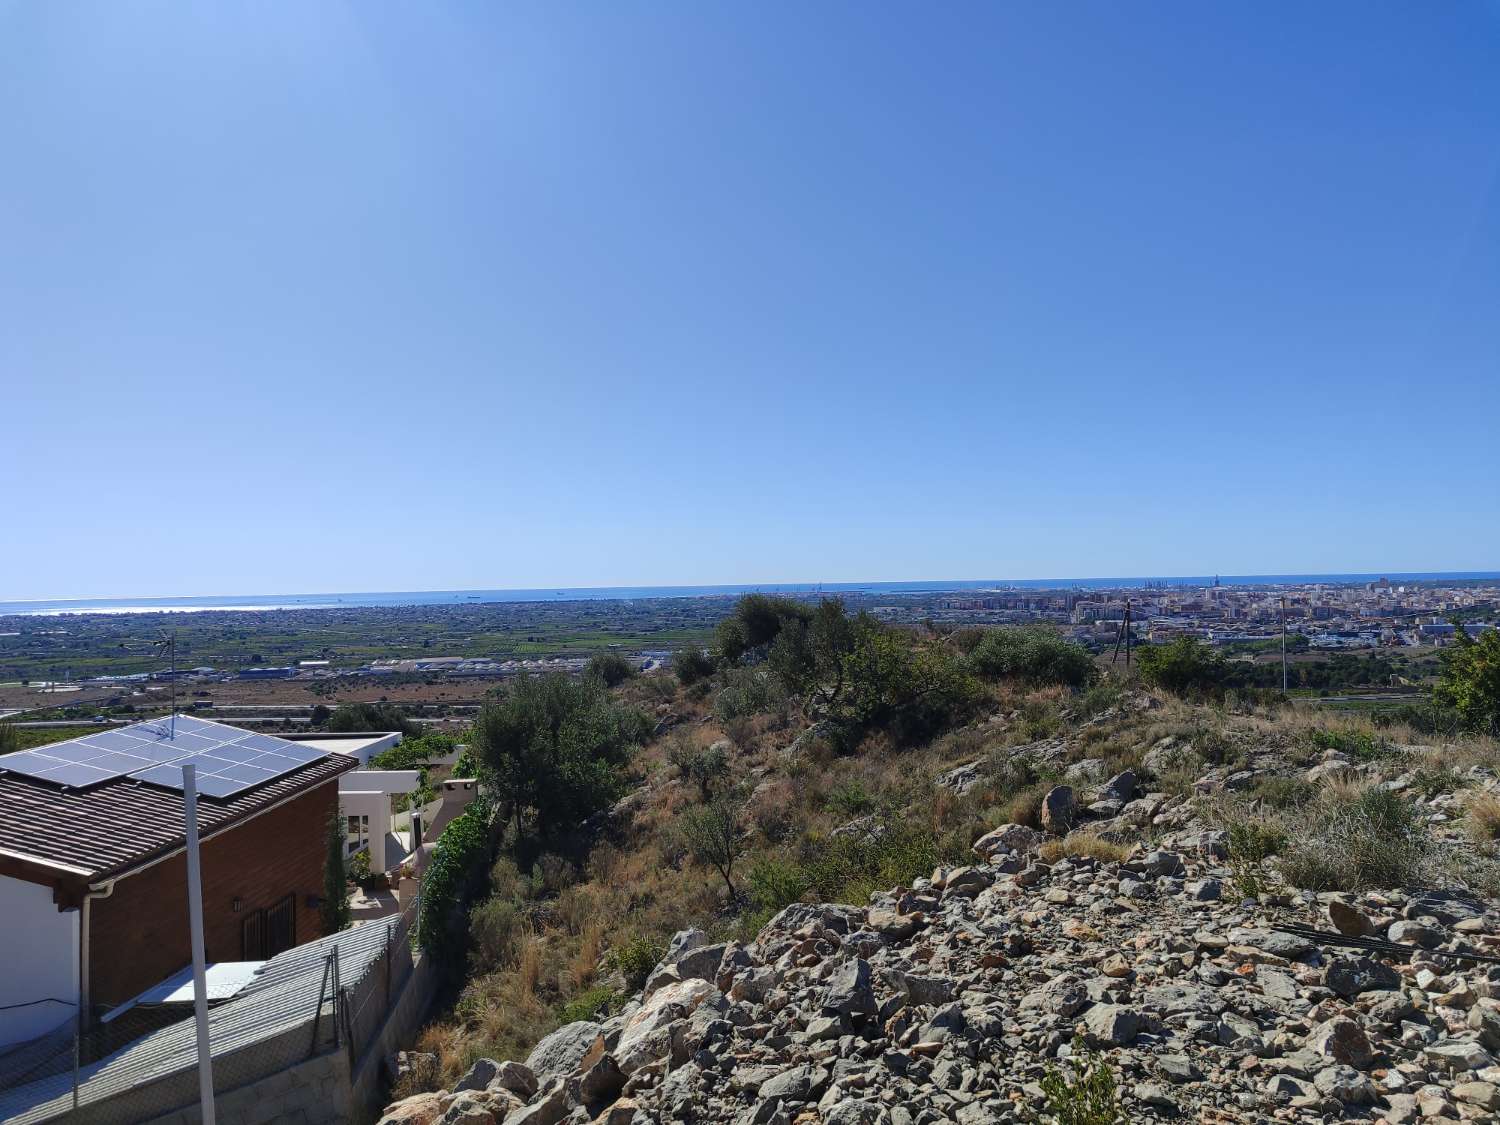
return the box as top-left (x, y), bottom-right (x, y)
top-left (3, 3), bottom-right (1498, 600)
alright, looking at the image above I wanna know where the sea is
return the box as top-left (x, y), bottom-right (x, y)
top-left (3, 573), bottom-right (1498, 617)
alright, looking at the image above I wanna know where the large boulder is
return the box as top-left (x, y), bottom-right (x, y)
top-left (506, 1080), bottom-right (571, 1125)
top-left (377, 1093), bottom-right (445, 1125)
top-left (1098, 770), bottom-right (1136, 803)
top-left (453, 1058), bottom-right (502, 1093)
top-left (972, 823), bottom-right (1041, 861)
top-left (1039, 785), bottom-right (1077, 834)
top-left (820, 958), bottom-right (876, 1017)
top-left (1323, 957), bottom-right (1400, 1000)
top-left (1308, 1016), bottom-right (1376, 1069)
top-left (614, 978), bottom-right (717, 1074)
top-left (935, 760), bottom-right (985, 796)
top-left (524, 1021), bottom-right (603, 1082)
top-left (1083, 1004), bottom-right (1143, 1046)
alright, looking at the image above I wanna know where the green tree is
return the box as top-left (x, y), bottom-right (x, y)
top-left (680, 795), bottom-right (743, 898)
top-left (326, 701), bottom-right (418, 737)
top-left (473, 673), bottom-right (651, 838)
top-left (837, 616), bottom-right (980, 745)
top-left (1135, 636), bottom-right (1226, 696)
top-left (674, 647), bottom-right (716, 686)
top-left (321, 812), bottom-right (351, 934)
top-left (713, 594), bottom-right (811, 666)
top-left (1435, 626), bottom-right (1500, 735)
top-left (585, 652), bottom-right (637, 688)
top-left (767, 598), bottom-right (858, 708)
top-left (308, 703), bottom-right (331, 726)
top-left (0, 723), bottom-right (18, 756)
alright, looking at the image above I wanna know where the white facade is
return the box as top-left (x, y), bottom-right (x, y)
top-left (0, 874), bottom-right (80, 1047)
top-left (294, 732), bottom-right (403, 767)
top-left (337, 768), bottom-right (420, 871)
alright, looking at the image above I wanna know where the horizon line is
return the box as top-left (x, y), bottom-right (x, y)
top-left (6, 568), bottom-right (1500, 608)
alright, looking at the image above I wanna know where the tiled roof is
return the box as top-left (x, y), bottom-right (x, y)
top-left (0, 743), bottom-right (355, 883)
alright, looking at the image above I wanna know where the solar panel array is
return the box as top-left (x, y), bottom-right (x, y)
top-left (0, 715), bottom-right (329, 799)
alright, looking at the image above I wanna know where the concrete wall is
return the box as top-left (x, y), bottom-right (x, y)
top-left (0, 874), bottom-right (79, 1046)
top-left (90, 779), bottom-right (342, 1008)
top-left (350, 953), bottom-right (437, 1124)
top-left (140, 1046), bottom-right (351, 1125)
top-left (93, 953), bottom-right (435, 1125)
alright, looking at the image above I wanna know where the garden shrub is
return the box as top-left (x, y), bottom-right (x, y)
top-left (968, 627), bottom-right (1098, 689)
top-left (418, 797), bottom-right (495, 963)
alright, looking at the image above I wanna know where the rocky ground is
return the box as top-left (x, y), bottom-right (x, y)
top-left (380, 721), bottom-right (1500, 1125)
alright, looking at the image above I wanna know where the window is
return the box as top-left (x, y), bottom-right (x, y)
top-left (241, 894), bottom-right (297, 959)
top-left (345, 814), bottom-right (369, 855)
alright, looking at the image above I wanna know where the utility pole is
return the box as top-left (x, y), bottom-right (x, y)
top-left (182, 765), bottom-right (216, 1125)
top-left (1124, 599), bottom-right (1132, 668)
top-left (1280, 596), bottom-right (1289, 694)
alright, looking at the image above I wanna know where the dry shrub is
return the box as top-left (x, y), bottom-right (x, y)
top-left (517, 936), bottom-right (545, 1002)
top-left (556, 885), bottom-right (597, 935)
top-left (1002, 781), bottom-right (1052, 829)
top-left (1039, 831), bottom-right (1131, 865)
top-left (747, 778), bottom-right (800, 842)
top-left (468, 898), bottom-right (526, 973)
top-left (570, 921), bottom-right (605, 990)
top-left (1467, 792), bottom-right (1500, 843)
top-left (588, 842), bottom-right (623, 885)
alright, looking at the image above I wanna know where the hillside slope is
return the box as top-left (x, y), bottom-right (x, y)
top-left (381, 623), bottom-right (1500, 1124)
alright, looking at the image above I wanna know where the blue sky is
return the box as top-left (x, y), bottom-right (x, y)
top-left (3, 3), bottom-right (1498, 600)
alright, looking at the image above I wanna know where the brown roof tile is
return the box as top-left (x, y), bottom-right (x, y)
top-left (0, 751), bottom-right (355, 883)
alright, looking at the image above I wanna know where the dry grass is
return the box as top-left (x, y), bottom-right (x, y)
top-left (1467, 792), bottom-right (1500, 843)
top-left (1039, 831), bottom-right (1132, 865)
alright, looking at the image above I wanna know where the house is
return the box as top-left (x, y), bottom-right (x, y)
top-left (282, 730), bottom-right (404, 766)
top-left (338, 768), bottom-right (422, 872)
top-left (0, 715), bottom-right (357, 1048)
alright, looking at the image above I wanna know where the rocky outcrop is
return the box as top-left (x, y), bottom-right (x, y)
top-left (382, 734), bottom-right (1500, 1125)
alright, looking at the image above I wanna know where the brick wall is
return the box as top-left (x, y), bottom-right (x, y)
top-left (90, 779), bottom-right (341, 1007)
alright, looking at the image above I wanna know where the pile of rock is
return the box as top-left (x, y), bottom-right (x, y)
top-left (379, 816), bottom-right (1500, 1124)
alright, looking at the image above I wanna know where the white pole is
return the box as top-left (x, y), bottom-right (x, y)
top-left (182, 764), bottom-right (217, 1125)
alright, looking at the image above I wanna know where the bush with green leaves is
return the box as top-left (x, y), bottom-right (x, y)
top-left (674, 647), bottom-right (716, 686)
top-left (327, 701), bottom-right (420, 737)
top-left (321, 811), bottom-right (351, 935)
top-left (610, 935), bottom-right (664, 991)
top-left (418, 797), bottom-right (494, 963)
top-left (824, 778), bottom-right (876, 817)
top-left (714, 594), bottom-right (812, 666)
top-left (559, 985), bottom-right (620, 1024)
top-left (1037, 1039), bottom-right (1120, 1125)
top-left (1278, 787), bottom-right (1431, 892)
top-left (585, 651), bottom-right (637, 688)
top-left (1306, 727), bottom-right (1390, 762)
top-left (714, 667), bottom-right (786, 723)
top-left (836, 619), bottom-right (981, 747)
top-left (468, 897), bottom-right (526, 973)
top-left (968, 627), bottom-right (1098, 689)
top-left (666, 738), bottom-right (729, 798)
top-left (1135, 637), bottom-right (1226, 696)
top-left (747, 855), bottom-right (812, 912)
top-left (679, 795), bottom-right (744, 897)
top-left (474, 673), bottom-right (651, 839)
top-left (1435, 626), bottom-right (1500, 735)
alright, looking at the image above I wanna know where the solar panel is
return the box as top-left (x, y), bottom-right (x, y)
top-left (0, 716), bottom-right (330, 797)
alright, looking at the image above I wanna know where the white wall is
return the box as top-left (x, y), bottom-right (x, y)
top-left (0, 874), bottom-right (79, 1047)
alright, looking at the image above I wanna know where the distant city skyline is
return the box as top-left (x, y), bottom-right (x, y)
top-left (4, 4), bottom-right (1497, 601)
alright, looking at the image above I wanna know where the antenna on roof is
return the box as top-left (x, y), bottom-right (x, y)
top-left (156, 631), bottom-right (178, 737)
